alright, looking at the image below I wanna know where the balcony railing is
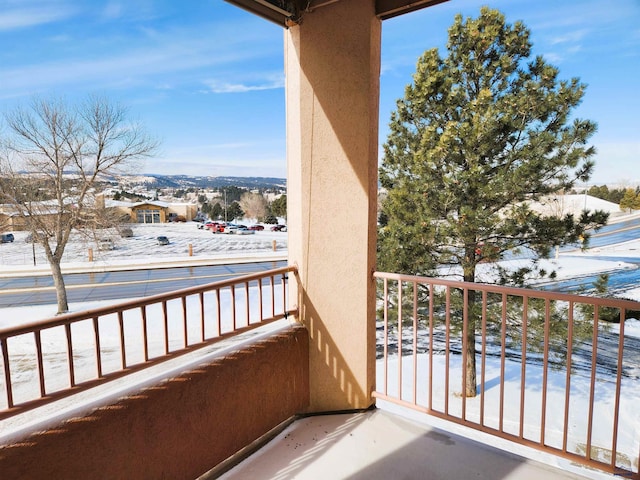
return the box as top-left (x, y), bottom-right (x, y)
top-left (374, 271), bottom-right (640, 479)
top-left (0, 265), bottom-right (297, 421)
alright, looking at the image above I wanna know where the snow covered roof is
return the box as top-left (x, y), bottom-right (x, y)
top-left (528, 194), bottom-right (621, 217)
top-left (131, 200), bottom-right (169, 208)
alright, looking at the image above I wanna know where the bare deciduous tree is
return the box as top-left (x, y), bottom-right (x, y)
top-left (239, 191), bottom-right (267, 221)
top-left (0, 95), bottom-right (159, 313)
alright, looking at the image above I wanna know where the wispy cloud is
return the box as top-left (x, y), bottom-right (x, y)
top-left (167, 143), bottom-right (254, 156)
top-left (0, 28), bottom-right (278, 98)
top-left (203, 75), bottom-right (284, 94)
top-left (549, 29), bottom-right (588, 46)
top-left (0, 6), bottom-right (75, 30)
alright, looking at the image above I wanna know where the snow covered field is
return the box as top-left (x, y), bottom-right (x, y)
top-left (0, 222), bottom-right (288, 273)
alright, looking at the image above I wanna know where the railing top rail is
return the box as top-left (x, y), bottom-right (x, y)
top-left (373, 270), bottom-right (640, 310)
top-left (0, 265), bottom-right (298, 339)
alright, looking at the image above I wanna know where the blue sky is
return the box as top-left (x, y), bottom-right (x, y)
top-left (0, 1), bottom-right (638, 185)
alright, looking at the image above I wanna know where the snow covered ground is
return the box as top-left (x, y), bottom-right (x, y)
top-left (377, 344), bottom-right (640, 478)
top-left (0, 222), bottom-right (288, 275)
top-left (2, 212), bottom-right (640, 477)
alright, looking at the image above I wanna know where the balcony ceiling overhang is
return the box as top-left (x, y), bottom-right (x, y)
top-left (225, 0), bottom-right (449, 27)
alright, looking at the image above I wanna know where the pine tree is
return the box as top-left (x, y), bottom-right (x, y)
top-left (378, 8), bottom-right (608, 397)
top-left (619, 188), bottom-right (640, 213)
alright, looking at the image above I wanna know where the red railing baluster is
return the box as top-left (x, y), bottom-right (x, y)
top-left (412, 281), bottom-right (418, 406)
top-left (428, 281), bottom-right (434, 411)
top-left (216, 288), bottom-right (222, 336)
top-left (461, 286), bottom-right (468, 420)
top-left (562, 301), bottom-right (575, 452)
top-left (34, 331), bottom-right (46, 397)
top-left (611, 307), bottom-right (625, 471)
top-left (245, 281), bottom-right (250, 326)
top-left (141, 306), bottom-right (149, 362)
top-left (231, 285), bottom-right (237, 331)
top-left (586, 305), bottom-right (600, 460)
top-left (444, 286), bottom-right (450, 415)
top-left (118, 311), bottom-right (126, 369)
top-left (1, 338), bottom-right (13, 409)
top-left (182, 296), bottom-right (188, 348)
top-left (480, 290), bottom-right (488, 427)
top-left (540, 298), bottom-right (551, 446)
top-left (519, 295), bottom-right (528, 440)
top-left (397, 279), bottom-right (403, 401)
top-left (199, 292), bottom-right (205, 342)
top-left (499, 293), bottom-right (507, 433)
top-left (93, 316), bottom-right (102, 378)
top-left (65, 323), bottom-right (76, 387)
top-left (258, 277), bottom-right (264, 322)
top-left (383, 277), bottom-right (389, 396)
top-left (162, 300), bottom-right (169, 354)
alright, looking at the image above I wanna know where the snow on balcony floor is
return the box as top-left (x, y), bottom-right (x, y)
top-left (215, 408), bottom-right (614, 480)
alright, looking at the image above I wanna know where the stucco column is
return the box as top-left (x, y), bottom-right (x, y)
top-left (285, 2), bottom-right (381, 412)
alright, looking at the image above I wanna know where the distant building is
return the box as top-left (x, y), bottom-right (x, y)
top-left (130, 201), bottom-right (169, 224)
top-left (106, 200), bottom-right (197, 224)
top-left (0, 210), bottom-right (23, 232)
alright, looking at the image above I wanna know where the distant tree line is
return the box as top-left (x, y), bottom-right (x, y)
top-left (587, 185), bottom-right (640, 212)
top-left (198, 189), bottom-right (286, 224)
top-left (113, 190), bottom-right (151, 202)
top-left (587, 185), bottom-right (628, 204)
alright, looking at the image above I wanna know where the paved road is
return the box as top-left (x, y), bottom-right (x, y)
top-left (543, 216), bottom-right (640, 295)
top-left (0, 260), bottom-right (287, 308)
top-left (586, 216), bottom-right (640, 248)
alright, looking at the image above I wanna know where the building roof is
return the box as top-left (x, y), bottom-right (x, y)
top-left (225, 0), bottom-right (449, 27)
top-left (131, 200), bottom-right (169, 208)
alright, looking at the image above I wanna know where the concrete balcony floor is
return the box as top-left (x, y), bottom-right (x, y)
top-left (216, 407), bottom-right (615, 480)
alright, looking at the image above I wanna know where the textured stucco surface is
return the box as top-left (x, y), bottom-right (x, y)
top-left (0, 325), bottom-right (309, 480)
top-left (285, 0), bottom-right (380, 412)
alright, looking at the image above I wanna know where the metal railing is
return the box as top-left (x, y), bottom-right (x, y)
top-left (374, 271), bottom-right (640, 479)
top-left (0, 265), bottom-right (298, 420)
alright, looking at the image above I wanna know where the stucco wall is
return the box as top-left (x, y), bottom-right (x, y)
top-left (0, 325), bottom-right (309, 480)
top-left (285, 1), bottom-right (380, 412)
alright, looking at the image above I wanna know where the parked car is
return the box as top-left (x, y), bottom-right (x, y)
top-left (0, 233), bottom-right (15, 243)
top-left (248, 225), bottom-right (264, 231)
top-left (235, 225), bottom-right (255, 235)
top-left (270, 225), bottom-right (287, 232)
top-left (203, 221), bottom-right (225, 232)
top-left (157, 235), bottom-right (170, 245)
top-left (224, 225), bottom-right (239, 234)
top-left (210, 223), bottom-right (226, 233)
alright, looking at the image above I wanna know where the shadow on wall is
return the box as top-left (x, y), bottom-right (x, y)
top-left (300, 288), bottom-right (372, 411)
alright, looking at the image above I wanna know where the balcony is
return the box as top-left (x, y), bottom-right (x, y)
top-left (1, 266), bottom-right (637, 479)
top-left (0, 2), bottom-right (634, 478)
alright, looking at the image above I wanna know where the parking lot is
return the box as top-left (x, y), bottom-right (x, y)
top-left (0, 222), bottom-right (288, 269)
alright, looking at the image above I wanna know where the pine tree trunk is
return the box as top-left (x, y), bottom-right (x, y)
top-left (463, 265), bottom-right (477, 398)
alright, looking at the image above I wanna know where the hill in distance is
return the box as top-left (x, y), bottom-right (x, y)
top-left (113, 174), bottom-right (286, 190)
